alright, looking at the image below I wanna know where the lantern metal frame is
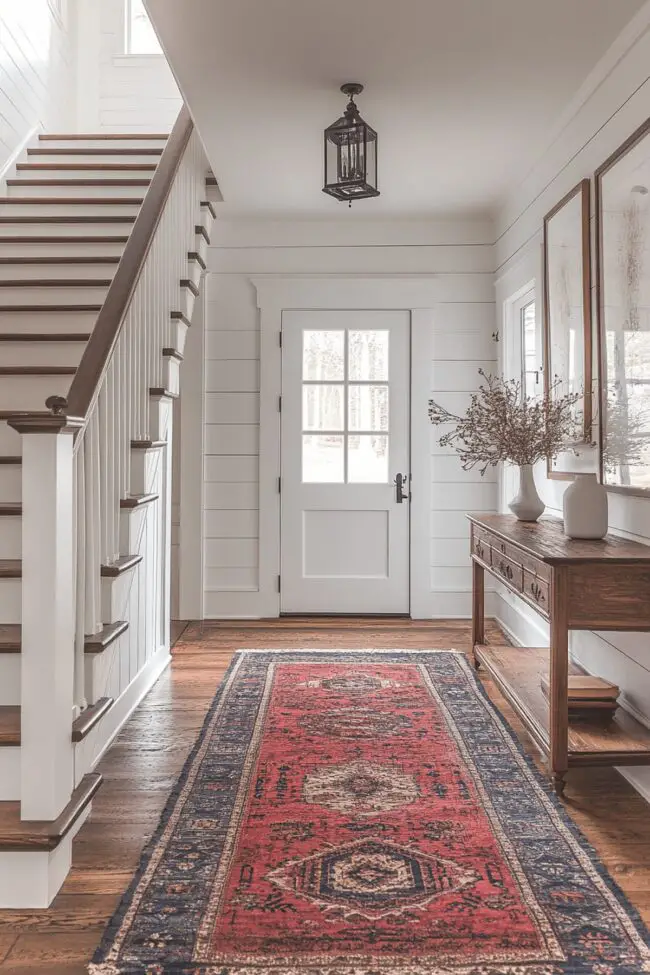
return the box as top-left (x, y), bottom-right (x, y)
top-left (323, 83), bottom-right (379, 204)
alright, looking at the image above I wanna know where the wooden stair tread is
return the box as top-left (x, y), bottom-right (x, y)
top-left (39, 133), bottom-right (169, 140)
top-left (0, 333), bottom-right (91, 342)
top-left (0, 304), bottom-right (101, 312)
top-left (0, 560), bottom-right (21, 578)
top-left (0, 216), bottom-right (136, 224)
top-left (84, 620), bottom-right (128, 654)
top-left (72, 698), bottom-right (114, 742)
top-left (0, 625), bottom-right (20, 652)
top-left (188, 250), bottom-right (206, 270)
top-left (0, 503), bottom-right (21, 516)
top-left (171, 311), bottom-right (191, 326)
top-left (0, 197), bottom-right (144, 205)
top-left (17, 163), bottom-right (158, 171)
top-left (0, 256), bottom-right (119, 264)
top-left (131, 439), bottom-right (165, 450)
top-left (0, 706), bottom-right (20, 745)
top-left (180, 278), bottom-right (199, 297)
top-left (0, 279), bottom-right (111, 286)
top-left (8, 179), bottom-right (151, 187)
top-left (120, 493), bottom-right (159, 509)
top-left (0, 456), bottom-right (21, 464)
top-left (27, 148), bottom-right (164, 156)
top-left (0, 366), bottom-right (76, 375)
top-left (0, 236), bottom-right (129, 244)
top-left (100, 554), bottom-right (143, 577)
top-left (0, 772), bottom-right (102, 851)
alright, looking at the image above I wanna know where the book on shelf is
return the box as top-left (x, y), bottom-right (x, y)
top-left (540, 674), bottom-right (619, 703)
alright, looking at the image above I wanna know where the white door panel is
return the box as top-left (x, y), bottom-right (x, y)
top-left (281, 310), bottom-right (410, 614)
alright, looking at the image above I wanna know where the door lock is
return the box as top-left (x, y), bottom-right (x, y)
top-left (394, 473), bottom-right (410, 503)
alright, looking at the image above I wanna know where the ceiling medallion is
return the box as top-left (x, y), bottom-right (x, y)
top-left (323, 83), bottom-right (379, 206)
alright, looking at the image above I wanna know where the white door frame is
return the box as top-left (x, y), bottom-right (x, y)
top-left (251, 276), bottom-right (442, 619)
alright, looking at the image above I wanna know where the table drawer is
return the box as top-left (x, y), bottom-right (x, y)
top-left (490, 536), bottom-right (551, 583)
top-left (523, 569), bottom-right (550, 616)
top-left (492, 551), bottom-right (524, 591)
top-left (471, 527), bottom-right (492, 565)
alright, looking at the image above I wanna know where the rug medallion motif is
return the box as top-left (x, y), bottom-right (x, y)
top-left (90, 651), bottom-right (650, 975)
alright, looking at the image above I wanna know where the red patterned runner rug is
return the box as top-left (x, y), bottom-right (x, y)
top-left (90, 651), bottom-right (650, 975)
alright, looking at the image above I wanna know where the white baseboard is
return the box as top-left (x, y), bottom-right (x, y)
top-left (75, 644), bottom-right (172, 784)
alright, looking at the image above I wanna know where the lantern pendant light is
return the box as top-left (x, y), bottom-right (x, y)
top-left (323, 83), bottom-right (379, 206)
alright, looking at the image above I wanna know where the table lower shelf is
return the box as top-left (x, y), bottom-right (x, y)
top-left (475, 644), bottom-right (650, 767)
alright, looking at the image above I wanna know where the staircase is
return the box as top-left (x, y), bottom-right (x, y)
top-left (0, 113), bottom-right (212, 907)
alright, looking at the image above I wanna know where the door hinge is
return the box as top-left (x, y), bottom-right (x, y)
top-left (278, 395), bottom-right (282, 412)
top-left (279, 331), bottom-right (283, 348)
top-left (277, 574), bottom-right (281, 592)
top-left (278, 476), bottom-right (281, 494)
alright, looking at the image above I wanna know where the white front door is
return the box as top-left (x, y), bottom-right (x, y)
top-left (280, 310), bottom-right (410, 614)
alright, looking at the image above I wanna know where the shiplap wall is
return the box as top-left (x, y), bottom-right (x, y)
top-left (0, 1), bottom-right (74, 171)
top-left (494, 10), bottom-right (650, 799)
top-left (77, 0), bottom-right (182, 131)
top-left (203, 218), bottom-right (497, 619)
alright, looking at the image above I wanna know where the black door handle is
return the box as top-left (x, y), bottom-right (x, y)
top-left (394, 473), bottom-right (410, 503)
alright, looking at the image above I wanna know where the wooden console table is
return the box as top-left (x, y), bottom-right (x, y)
top-left (469, 513), bottom-right (650, 795)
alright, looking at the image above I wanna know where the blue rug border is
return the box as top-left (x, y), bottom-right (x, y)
top-left (89, 648), bottom-right (650, 973)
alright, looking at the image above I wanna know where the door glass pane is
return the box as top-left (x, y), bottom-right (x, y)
top-left (348, 435), bottom-right (389, 482)
top-left (303, 385), bottom-right (344, 431)
top-left (303, 435), bottom-right (344, 482)
top-left (349, 330), bottom-right (389, 380)
top-left (348, 385), bottom-right (389, 431)
top-left (303, 330), bottom-right (344, 381)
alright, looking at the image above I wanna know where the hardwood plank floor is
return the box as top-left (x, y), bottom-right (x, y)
top-left (1, 617), bottom-right (650, 972)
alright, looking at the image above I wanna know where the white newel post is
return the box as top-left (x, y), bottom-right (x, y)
top-left (11, 416), bottom-right (79, 821)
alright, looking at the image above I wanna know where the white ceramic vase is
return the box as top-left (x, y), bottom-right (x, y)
top-left (563, 473), bottom-right (608, 539)
top-left (508, 464), bottom-right (545, 522)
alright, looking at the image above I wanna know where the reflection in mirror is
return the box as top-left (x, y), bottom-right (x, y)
top-left (599, 122), bottom-right (650, 492)
top-left (543, 179), bottom-right (593, 478)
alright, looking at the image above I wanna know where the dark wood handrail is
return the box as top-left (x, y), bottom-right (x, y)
top-left (11, 107), bottom-right (194, 437)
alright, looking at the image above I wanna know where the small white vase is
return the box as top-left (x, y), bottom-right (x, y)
top-left (563, 473), bottom-right (608, 539)
top-left (509, 464), bottom-right (545, 522)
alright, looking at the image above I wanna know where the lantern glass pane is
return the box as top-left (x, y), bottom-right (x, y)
top-left (325, 136), bottom-right (339, 187)
top-left (366, 136), bottom-right (377, 189)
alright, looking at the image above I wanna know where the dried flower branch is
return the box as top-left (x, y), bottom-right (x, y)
top-left (428, 370), bottom-right (582, 476)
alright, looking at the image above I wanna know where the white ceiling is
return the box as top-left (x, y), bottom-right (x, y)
top-left (146, 0), bottom-right (646, 218)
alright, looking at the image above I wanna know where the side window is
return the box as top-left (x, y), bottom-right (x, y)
top-left (126, 0), bottom-right (163, 55)
top-left (521, 298), bottom-right (541, 399)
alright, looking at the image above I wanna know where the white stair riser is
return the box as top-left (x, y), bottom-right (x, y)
top-left (101, 568), bottom-right (137, 624)
top-left (85, 638), bottom-right (126, 706)
top-left (0, 285), bottom-right (108, 305)
top-left (180, 287), bottom-right (196, 322)
top-left (0, 262), bottom-right (118, 281)
top-left (27, 152), bottom-right (162, 165)
top-left (0, 654), bottom-right (20, 704)
top-left (0, 516), bottom-right (21, 559)
top-left (0, 342), bottom-right (86, 367)
top-left (0, 425), bottom-right (20, 456)
top-left (39, 138), bottom-right (168, 150)
top-left (0, 223), bottom-right (135, 237)
top-left (0, 808), bottom-right (90, 908)
top-left (131, 444), bottom-right (164, 497)
top-left (0, 310), bottom-right (98, 333)
top-left (0, 241), bottom-right (125, 258)
top-left (194, 234), bottom-right (208, 264)
top-left (0, 578), bottom-right (20, 622)
top-left (199, 206), bottom-right (215, 239)
top-left (174, 319), bottom-right (189, 358)
top-left (163, 355), bottom-right (180, 397)
top-left (0, 202), bottom-right (141, 217)
top-left (0, 466), bottom-right (21, 502)
top-left (186, 259), bottom-right (202, 290)
top-left (0, 746), bottom-right (19, 799)
top-left (0, 374), bottom-right (72, 411)
top-left (16, 168), bottom-right (156, 181)
top-left (7, 184), bottom-right (149, 201)
top-left (120, 506), bottom-right (150, 566)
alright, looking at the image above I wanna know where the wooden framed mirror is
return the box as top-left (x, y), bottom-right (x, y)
top-left (542, 179), bottom-right (593, 478)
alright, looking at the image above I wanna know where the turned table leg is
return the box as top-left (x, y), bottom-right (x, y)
top-left (549, 567), bottom-right (569, 797)
top-left (472, 558), bottom-right (485, 669)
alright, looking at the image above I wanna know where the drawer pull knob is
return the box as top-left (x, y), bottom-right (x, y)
top-left (530, 581), bottom-right (545, 603)
top-left (499, 561), bottom-right (513, 581)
